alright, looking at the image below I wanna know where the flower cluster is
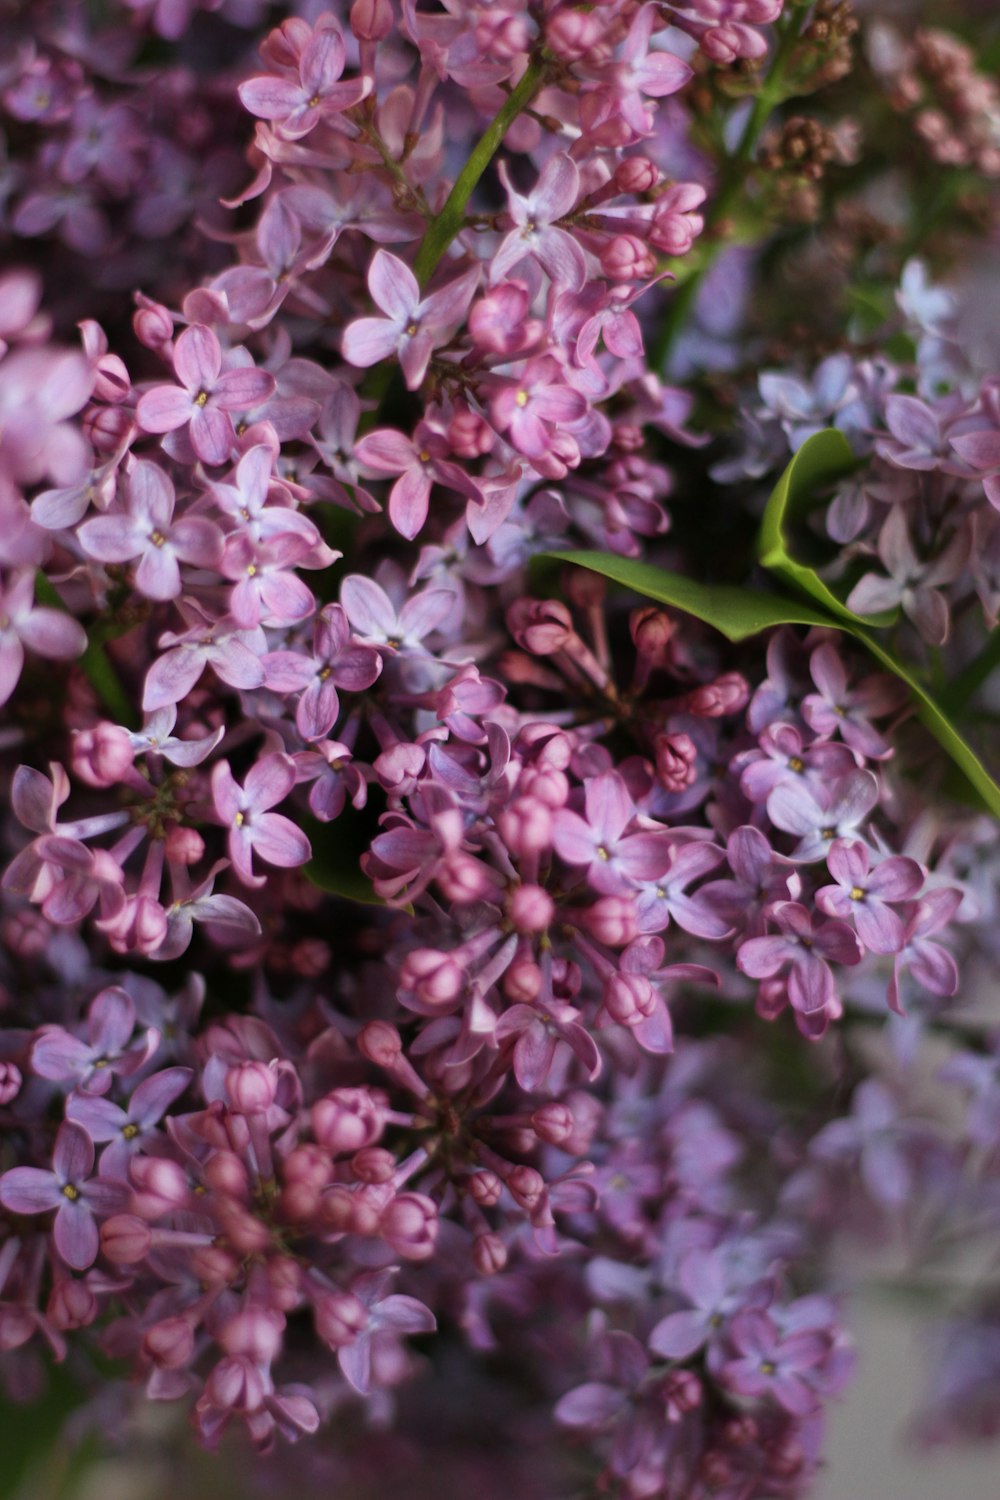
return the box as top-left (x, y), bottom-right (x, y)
top-left (1, 0), bottom-right (1000, 1496)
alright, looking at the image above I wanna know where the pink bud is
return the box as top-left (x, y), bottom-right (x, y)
top-left (507, 1165), bottom-right (544, 1211)
top-left (282, 1144), bottom-right (331, 1193)
top-left (580, 895), bottom-right (638, 947)
top-left (164, 826), bottom-right (205, 865)
top-left (129, 1156), bottom-right (188, 1217)
top-left (469, 284), bottom-right (534, 355)
top-left (220, 1307), bottom-right (285, 1364)
top-left (630, 605), bottom-right (676, 660)
top-left (600, 235), bottom-right (655, 281)
top-left (531, 1102), bottom-right (575, 1146)
top-left (83, 402), bottom-right (133, 455)
top-left (447, 403), bottom-right (494, 457)
top-left (144, 1316), bottom-right (195, 1368)
top-left (380, 1192), bottom-right (438, 1260)
top-left (2, 910), bottom-right (49, 958)
top-left (132, 297), bottom-right (173, 352)
top-left (350, 0), bottom-right (392, 40)
top-left (507, 883), bottom-right (554, 934)
top-left (518, 765), bottom-right (570, 808)
top-left (468, 1170), bottom-right (502, 1207)
top-left (437, 854), bottom-right (494, 905)
top-left (207, 1354), bottom-right (266, 1413)
top-left (496, 797), bottom-right (553, 859)
top-left (507, 598), bottom-right (574, 655)
top-left (503, 959), bottom-right (542, 1003)
top-left (472, 1232), bottom-right (508, 1276)
top-left (655, 732), bottom-right (698, 792)
top-left (357, 1021), bottom-right (402, 1068)
top-left (663, 1368), bottom-right (702, 1420)
top-left (48, 1278), bottom-right (97, 1330)
top-left (100, 1214), bottom-right (153, 1263)
top-left (614, 157), bottom-right (659, 194)
top-left (545, 7), bottom-right (606, 61)
top-left (315, 1289), bottom-right (367, 1349)
top-left (604, 972), bottom-right (656, 1025)
top-left (400, 948), bottom-right (464, 1006)
top-left (203, 1150), bottom-right (249, 1200)
top-left (266, 1255), bottom-right (302, 1311)
top-left (226, 1060), bottom-right (278, 1115)
top-left (312, 1087), bottom-right (384, 1154)
top-left (190, 1245), bottom-right (238, 1287)
top-left (685, 672), bottom-right (750, 717)
top-left (351, 1146), bottom-right (395, 1183)
top-left (72, 723), bottom-right (135, 788)
top-left (0, 1062), bottom-right (22, 1105)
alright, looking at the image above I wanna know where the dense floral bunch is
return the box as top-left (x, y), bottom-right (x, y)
top-left (1, 0), bottom-right (1000, 1495)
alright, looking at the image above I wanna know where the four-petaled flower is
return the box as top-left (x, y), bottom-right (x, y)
top-left (211, 754), bottom-right (312, 888)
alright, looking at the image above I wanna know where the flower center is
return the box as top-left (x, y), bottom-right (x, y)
top-left (194, 390), bottom-right (209, 407)
top-left (849, 885), bottom-right (865, 901)
top-left (820, 827), bottom-right (836, 841)
top-left (788, 755), bottom-right (805, 773)
top-left (62, 1183), bottom-right (80, 1200)
top-left (123, 1123), bottom-right (140, 1139)
top-left (515, 390), bottom-right (529, 408)
top-left (149, 530), bottom-right (167, 548)
top-left (596, 845), bottom-right (610, 861)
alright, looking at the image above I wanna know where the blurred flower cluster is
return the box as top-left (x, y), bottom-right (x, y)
top-left (1, 0), bottom-right (1000, 1495)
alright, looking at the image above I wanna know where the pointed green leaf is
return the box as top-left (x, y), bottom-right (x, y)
top-left (303, 810), bottom-right (383, 906)
top-left (538, 552), bottom-right (836, 641)
top-left (758, 428), bottom-right (898, 630)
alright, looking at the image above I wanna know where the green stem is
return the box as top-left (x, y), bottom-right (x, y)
top-left (412, 59), bottom-right (546, 287)
top-left (34, 573), bottom-right (137, 728)
top-left (653, 9), bottom-right (805, 369)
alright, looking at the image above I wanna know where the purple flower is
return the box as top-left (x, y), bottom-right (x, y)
top-left (78, 461), bottom-right (223, 601)
top-left (553, 772), bottom-right (673, 896)
top-left (816, 839), bottom-right (924, 954)
top-left (491, 154), bottom-right (587, 291)
top-left (800, 644), bottom-right (908, 759)
top-left (354, 423), bottom-right (481, 541)
top-left (0, 570), bottom-right (87, 707)
top-left (142, 606), bottom-right (267, 712)
top-left (488, 356), bottom-right (588, 462)
top-left (737, 901), bottom-right (862, 1014)
top-left (846, 507), bottom-right (970, 646)
top-left (888, 886), bottom-right (962, 1014)
top-left (0, 1122), bottom-right (120, 1270)
top-left (211, 754), bottom-right (312, 888)
top-left (334, 1269), bottom-right (435, 1395)
top-left (238, 18), bottom-right (371, 139)
top-left (495, 997), bottom-right (600, 1092)
top-left (263, 604), bottom-right (382, 740)
top-left (721, 1310), bottom-right (829, 1416)
top-left (342, 251), bottom-right (479, 390)
top-left (767, 769), bottom-right (880, 863)
top-left (340, 574), bottom-right (454, 650)
top-left (31, 985), bottom-right (156, 1095)
top-left (66, 1067), bottom-right (192, 1180)
top-left (136, 325), bottom-right (276, 467)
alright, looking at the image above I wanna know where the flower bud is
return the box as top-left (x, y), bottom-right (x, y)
top-left (129, 1157), bottom-right (188, 1217)
top-left (604, 972), bottom-right (656, 1026)
top-left (220, 1307), bottom-right (285, 1364)
top-left (350, 0), bottom-right (392, 40)
top-left (496, 797), bottom-right (553, 859)
top-left (507, 1165), bottom-right (544, 1211)
top-left (506, 883), bottom-right (554, 934)
top-left (226, 1060), bottom-right (278, 1115)
top-left (315, 1289), bottom-right (367, 1349)
top-left (531, 1102), bottom-right (575, 1146)
top-left (654, 732), bottom-right (698, 792)
top-left (48, 1278), bottom-right (97, 1330)
top-left (351, 1146), bottom-right (395, 1183)
top-left (614, 156), bottom-right (659, 194)
top-left (164, 826), bottom-right (205, 865)
top-left (0, 1062), bottom-right (22, 1105)
top-left (312, 1087), bottom-right (384, 1154)
top-left (144, 1316), bottom-right (195, 1369)
top-left (100, 1214), bottom-right (153, 1263)
top-left (358, 1021), bottom-right (402, 1069)
top-left (580, 895), bottom-right (638, 947)
top-left (507, 598), bottom-right (574, 656)
top-left (503, 959), bottom-right (542, 1003)
top-left (380, 1192), bottom-right (438, 1260)
top-left (399, 948), bottom-right (464, 1008)
top-left (600, 234), bottom-right (655, 281)
top-left (472, 1232), bottom-right (508, 1276)
top-left (132, 297), bottom-right (173, 352)
top-left (468, 1170), bottom-right (502, 1207)
top-left (72, 723), bottom-right (134, 788)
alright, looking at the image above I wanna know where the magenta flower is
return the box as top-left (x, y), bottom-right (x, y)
top-left (32, 985), bottom-right (156, 1096)
top-left (78, 461), bottom-right (223, 600)
top-left (488, 356), bottom-right (588, 461)
top-left (0, 1122), bottom-right (121, 1270)
top-left (0, 569), bottom-right (87, 706)
top-left (136, 325), bottom-right (276, 467)
top-left (491, 154), bottom-right (587, 290)
top-left (495, 998), bottom-right (600, 1092)
top-left (737, 901), bottom-right (862, 1014)
top-left (220, 532), bottom-right (320, 629)
top-left (816, 839), bottom-right (924, 954)
top-left (66, 1067), bottom-right (192, 1180)
top-left (210, 444), bottom-right (323, 549)
top-left (600, 3), bottom-right (694, 137)
top-left (238, 18), bottom-right (371, 139)
top-left (158, 861), bottom-right (263, 962)
top-left (553, 771), bottom-right (673, 895)
top-left (211, 754), bottom-right (312, 888)
top-left (342, 251), bottom-right (479, 390)
top-left (263, 604), bottom-right (382, 740)
top-left (354, 423), bottom-right (481, 540)
top-left (721, 1310), bottom-right (829, 1416)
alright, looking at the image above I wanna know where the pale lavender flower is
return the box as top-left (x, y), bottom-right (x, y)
top-left (136, 325), bottom-right (275, 467)
top-left (211, 754), bottom-right (312, 888)
top-left (66, 1067), bottom-right (192, 1180)
top-left (491, 155), bottom-right (587, 291)
top-left (721, 1310), bottom-right (829, 1416)
top-left (0, 569), bottom-right (87, 706)
top-left (263, 604), bottom-right (382, 741)
top-left (79, 461), bottom-right (223, 601)
top-left (552, 771), bottom-right (673, 896)
top-left (31, 985), bottom-right (157, 1096)
top-left (737, 901), bottom-right (862, 1014)
top-left (342, 251), bottom-right (479, 390)
top-left (767, 769), bottom-right (880, 863)
top-left (816, 839), bottom-right (924, 954)
top-left (238, 17), bottom-right (371, 139)
top-left (846, 507), bottom-right (970, 645)
top-left (0, 1122), bottom-right (120, 1270)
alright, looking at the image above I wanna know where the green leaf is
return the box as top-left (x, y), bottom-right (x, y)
top-left (538, 552), bottom-right (837, 641)
top-left (758, 428), bottom-right (898, 630)
top-left (303, 810), bottom-right (383, 906)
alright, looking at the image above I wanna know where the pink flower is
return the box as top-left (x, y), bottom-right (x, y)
top-left (136, 325), bottom-right (276, 467)
top-left (79, 460), bottom-right (223, 600)
top-left (238, 16), bottom-right (371, 138)
top-left (491, 154), bottom-right (587, 291)
top-left (342, 251), bottom-right (479, 390)
top-left (0, 569), bottom-right (87, 706)
top-left (0, 1122), bottom-right (121, 1271)
top-left (211, 754), bottom-right (312, 888)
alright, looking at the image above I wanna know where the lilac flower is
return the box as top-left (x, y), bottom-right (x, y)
top-left (888, 886), bottom-right (962, 1014)
top-left (699, 825), bottom-right (797, 939)
top-left (736, 722), bottom-right (856, 803)
top-left (846, 507), bottom-right (970, 645)
top-left (0, 1122), bottom-right (120, 1270)
top-left (125, 706), bottom-right (224, 768)
top-left (157, 862), bottom-right (263, 961)
top-left (353, 422), bottom-right (481, 540)
top-left (238, 18), bottom-right (371, 139)
top-left (737, 901), bottom-right (862, 1014)
top-left (491, 155), bottom-right (587, 291)
top-left (552, 772), bottom-right (673, 896)
top-left (758, 354), bottom-right (861, 450)
top-left (0, 569), bottom-right (87, 706)
top-left (767, 770), bottom-right (880, 863)
top-left (648, 1243), bottom-right (771, 1361)
top-left (342, 251), bottom-right (479, 390)
top-left (78, 461), bottom-right (223, 600)
top-left (32, 985), bottom-right (157, 1095)
top-left (816, 839), bottom-right (924, 954)
top-left (721, 1310), bottom-right (829, 1416)
top-left (142, 607), bottom-right (267, 712)
top-left (632, 839), bottom-right (731, 938)
top-left (811, 1079), bottom-right (917, 1207)
top-left (800, 644), bottom-right (908, 759)
top-left (334, 1269), bottom-right (435, 1395)
top-left (136, 325), bottom-right (276, 467)
top-left (211, 754), bottom-right (312, 888)
top-left (263, 604), bottom-right (382, 740)
top-left (209, 444), bottom-right (322, 549)
top-left (220, 532), bottom-right (321, 629)
top-left (340, 574), bottom-right (453, 650)
top-left (66, 1067), bottom-right (192, 1180)
top-left (495, 998), bottom-right (600, 1093)
top-left (0, 345), bottom-right (93, 484)
top-left (875, 394), bottom-right (964, 471)
top-left (601, 3), bottom-right (694, 137)
top-left (488, 357), bottom-right (589, 462)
